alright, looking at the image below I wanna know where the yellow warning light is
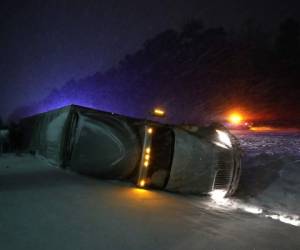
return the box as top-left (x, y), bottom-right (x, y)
top-left (153, 108), bottom-right (165, 117)
top-left (228, 112), bottom-right (243, 125)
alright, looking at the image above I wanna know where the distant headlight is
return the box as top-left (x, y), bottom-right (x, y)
top-left (214, 130), bottom-right (232, 149)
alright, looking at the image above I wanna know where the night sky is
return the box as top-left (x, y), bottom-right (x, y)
top-left (0, 0), bottom-right (299, 119)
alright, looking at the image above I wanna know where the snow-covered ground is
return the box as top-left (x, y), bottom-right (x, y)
top-left (0, 131), bottom-right (300, 249)
top-left (236, 131), bottom-right (300, 216)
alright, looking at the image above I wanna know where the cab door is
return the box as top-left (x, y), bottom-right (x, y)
top-left (137, 125), bottom-right (174, 189)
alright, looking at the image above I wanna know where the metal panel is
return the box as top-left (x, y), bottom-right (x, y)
top-left (166, 128), bottom-right (217, 194)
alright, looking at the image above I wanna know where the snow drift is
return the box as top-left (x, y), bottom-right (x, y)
top-left (205, 131), bottom-right (300, 226)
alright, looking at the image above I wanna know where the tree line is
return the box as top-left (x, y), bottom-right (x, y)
top-left (9, 18), bottom-right (300, 126)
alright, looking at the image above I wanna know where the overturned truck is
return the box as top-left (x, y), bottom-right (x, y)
top-left (19, 105), bottom-right (241, 196)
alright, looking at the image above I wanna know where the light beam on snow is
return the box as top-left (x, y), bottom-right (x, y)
top-left (265, 214), bottom-right (300, 227)
top-left (209, 190), bottom-right (227, 203)
top-left (243, 205), bottom-right (263, 215)
top-left (209, 190), bottom-right (300, 227)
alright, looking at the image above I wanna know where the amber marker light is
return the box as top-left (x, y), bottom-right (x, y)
top-left (139, 179), bottom-right (146, 187)
top-left (144, 160), bottom-right (149, 167)
top-left (152, 108), bottom-right (166, 117)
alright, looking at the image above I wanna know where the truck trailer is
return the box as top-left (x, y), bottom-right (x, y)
top-left (19, 105), bottom-right (241, 196)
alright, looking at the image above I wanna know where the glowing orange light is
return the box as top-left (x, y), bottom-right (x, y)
top-left (147, 128), bottom-right (153, 134)
top-left (139, 179), bottom-right (146, 187)
top-left (228, 113), bottom-right (243, 125)
top-left (249, 126), bottom-right (279, 132)
top-left (153, 108), bottom-right (165, 117)
top-left (146, 147), bottom-right (151, 154)
top-left (145, 154), bottom-right (150, 160)
top-left (144, 160), bottom-right (149, 167)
